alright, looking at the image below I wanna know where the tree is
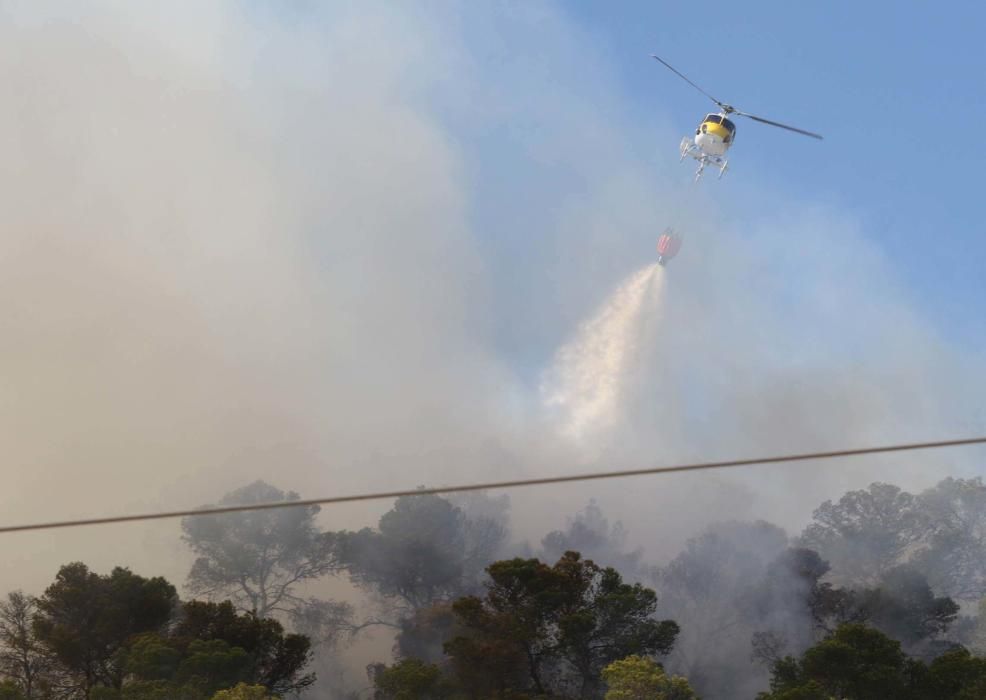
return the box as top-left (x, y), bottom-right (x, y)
top-left (33, 564), bottom-right (177, 695)
top-left (447, 491), bottom-right (512, 589)
top-left (748, 548), bottom-right (834, 664)
top-left (182, 481), bottom-right (343, 622)
top-left (174, 601), bottom-right (314, 695)
top-left (912, 647), bottom-right (986, 699)
top-left (123, 635), bottom-right (250, 698)
top-left (394, 603), bottom-right (458, 664)
top-left (114, 600), bottom-right (313, 698)
top-left (369, 659), bottom-right (450, 699)
top-left (655, 521), bottom-right (788, 698)
top-left (911, 477), bottom-right (986, 602)
top-left (210, 684), bottom-right (277, 700)
top-left (757, 682), bottom-right (829, 700)
top-left (601, 655), bottom-right (697, 700)
top-left (759, 624), bottom-right (913, 700)
top-left (852, 565), bottom-right (959, 656)
top-left (337, 494), bottom-right (506, 620)
top-left (752, 554), bottom-right (959, 666)
top-left (114, 601), bottom-right (313, 698)
top-left (445, 552), bottom-right (678, 698)
top-left (541, 501), bottom-right (651, 583)
top-left (122, 634), bottom-right (183, 682)
top-left (0, 592), bottom-right (51, 698)
top-left (799, 483), bottom-right (919, 586)
top-left (760, 624), bottom-right (986, 700)
top-left (0, 681), bottom-right (26, 700)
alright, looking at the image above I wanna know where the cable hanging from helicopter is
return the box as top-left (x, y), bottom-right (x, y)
top-left (650, 54), bottom-right (822, 182)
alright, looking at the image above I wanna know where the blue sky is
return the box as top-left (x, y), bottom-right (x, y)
top-left (564, 1), bottom-right (985, 348)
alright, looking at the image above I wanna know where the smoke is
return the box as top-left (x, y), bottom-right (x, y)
top-left (0, 0), bottom-right (979, 597)
top-left (0, 1), bottom-right (517, 591)
top-left (1, 1), bottom-right (984, 695)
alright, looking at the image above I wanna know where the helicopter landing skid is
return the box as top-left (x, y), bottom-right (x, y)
top-left (679, 137), bottom-right (728, 182)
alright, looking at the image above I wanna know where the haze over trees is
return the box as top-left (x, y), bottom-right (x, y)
top-left (336, 493), bottom-right (508, 624)
top-left (5, 475), bottom-right (986, 698)
top-left (798, 477), bottom-right (986, 604)
top-left (540, 501), bottom-right (652, 584)
top-left (182, 482), bottom-right (349, 630)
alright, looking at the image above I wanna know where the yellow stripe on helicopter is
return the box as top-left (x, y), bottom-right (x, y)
top-left (701, 120), bottom-right (732, 140)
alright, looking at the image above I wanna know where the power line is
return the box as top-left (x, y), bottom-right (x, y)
top-left (2, 436), bottom-right (984, 536)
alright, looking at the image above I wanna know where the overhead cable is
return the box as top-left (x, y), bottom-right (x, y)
top-left (2, 436), bottom-right (984, 535)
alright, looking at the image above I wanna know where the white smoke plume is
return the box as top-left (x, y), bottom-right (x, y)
top-left (0, 1), bottom-right (516, 592)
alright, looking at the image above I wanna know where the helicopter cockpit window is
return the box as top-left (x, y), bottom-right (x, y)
top-left (704, 114), bottom-right (722, 124)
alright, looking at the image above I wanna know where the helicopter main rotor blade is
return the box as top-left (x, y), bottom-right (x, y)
top-left (734, 110), bottom-right (823, 140)
top-left (650, 54), bottom-right (727, 110)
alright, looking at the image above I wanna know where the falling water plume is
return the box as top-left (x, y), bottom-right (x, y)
top-left (541, 264), bottom-right (666, 444)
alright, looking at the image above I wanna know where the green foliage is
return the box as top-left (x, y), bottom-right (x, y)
top-left (32, 563), bottom-right (177, 692)
top-left (0, 680), bottom-right (26, 700)
top-left (911, 647), bottom-right (986, 699)
top-left (118, 632), bottom-right (265, 700)
top-left (210, 683), bottom-right (277, 700)
top-left (174, 639), bottom-right (252, 692)
top-left (121, 679), bottom-right (207, 700)
top-left (371, 659), bottom-right (449, 699)
top-left (175, 600), bottom-right (314, 694)
top-left (446, 551), bottom-right (679, 697)
top-left (760, 623), bottom-right (986, 699)
top-left (760, 624), bottom-right (910, 699)
top-left (118, 601), bottom-right (313, 697)
top-left (802, 624), bottom-right (910, 698)
top-left (758, 682), bottom-right (829, 700)
top-left (125, 633), bottom-right (183, 681)
top-left (601, 655), bottom-right (697, 700)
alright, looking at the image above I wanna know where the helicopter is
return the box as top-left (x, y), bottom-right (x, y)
top-left (651, 54), bottom-right (822, 181)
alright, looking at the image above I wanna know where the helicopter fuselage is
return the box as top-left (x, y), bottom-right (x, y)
top-left (694, 113), bottom-right (735, 157)
top-left (679, 113), bottom-right (737, 180)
